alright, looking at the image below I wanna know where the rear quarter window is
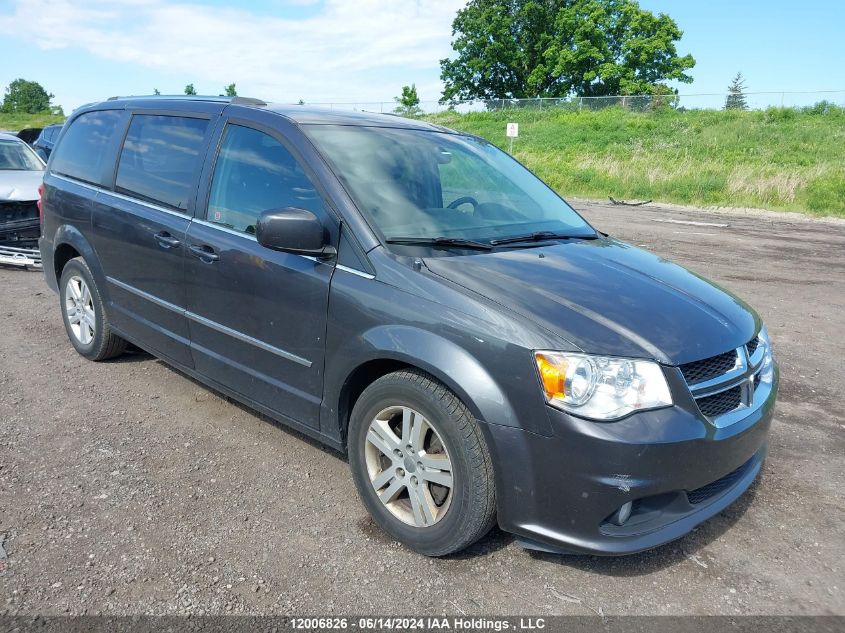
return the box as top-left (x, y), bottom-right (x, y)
top-left (50, 110), bottom-right (122, 186)
top-left (115, 114), bottom-right (209, 211)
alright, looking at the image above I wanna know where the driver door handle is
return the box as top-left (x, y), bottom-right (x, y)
top-left (188, 244), bottom-right (220, 263)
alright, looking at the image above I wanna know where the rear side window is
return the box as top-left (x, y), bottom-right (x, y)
top-left (50, 110), bottom-right (122, 186)
top-left (115, 115), bottom-right (209, 211)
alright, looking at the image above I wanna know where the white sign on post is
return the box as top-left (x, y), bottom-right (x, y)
top-left (506, 122), bottom-right (519, 153)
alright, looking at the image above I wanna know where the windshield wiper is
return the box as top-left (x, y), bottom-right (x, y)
top-left (488, 231), bottom-right (598, 246)
top-left (385, 237), bottom-right (493, 250)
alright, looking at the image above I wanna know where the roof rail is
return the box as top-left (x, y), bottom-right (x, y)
top-left (230, 96), bottom-right (267, 106)
top-left (105, 95), bottom-right (266, 105)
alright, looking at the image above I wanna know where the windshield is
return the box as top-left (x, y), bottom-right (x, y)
top-left (0, 140), bottom-right (44, 171)
top-left (306, 125), bottom-right (595, 245)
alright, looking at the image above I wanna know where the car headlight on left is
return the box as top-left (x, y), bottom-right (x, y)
top-left (535, 351), bottom-right (673, 421)
top-left (756, 326), bottom-right (775, 384)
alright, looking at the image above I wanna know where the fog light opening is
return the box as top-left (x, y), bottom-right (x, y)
top-left (611, 501), bottom-right (633, 526)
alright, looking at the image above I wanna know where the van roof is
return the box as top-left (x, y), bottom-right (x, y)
top-left (94, 95), bottom-right (453, 132)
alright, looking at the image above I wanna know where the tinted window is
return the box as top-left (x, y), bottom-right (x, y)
top-left (116, 115), bottom-right (208, 211)
top-left (50, 110), bottom-right (122, 185)
top-left (207, 124), bottom-right (323, 235)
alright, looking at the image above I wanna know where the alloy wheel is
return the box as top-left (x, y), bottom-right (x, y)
top-left (64, 275), bottom-right (96, 345)
top-left (364, 405), bottom-right (454, 527)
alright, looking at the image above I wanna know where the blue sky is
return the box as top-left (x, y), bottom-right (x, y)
top-left (639, 0), bottom-right (845, 108)
top-left (1, 0), bottom-right (843, 112)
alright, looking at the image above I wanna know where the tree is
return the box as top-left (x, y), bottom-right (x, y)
top-left (725, 72), bottom-right (748, 111)
top-left (394, 84), bottom-right (423, 117)
top-left (153, 88), bottom-right (161, 95)
top-left (224, 83), bottom-right (237, 97)
top-left (184, 83), bottom-right (197, 96)
top-left (439, 0), bottom-right (695, 103)
top-left (1, 78), bottom-right (54, 113)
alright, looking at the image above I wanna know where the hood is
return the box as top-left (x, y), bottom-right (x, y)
top-left (423, 238), bottom-right (759, 365)
top-left (0, 170), bottom-right (43, 201)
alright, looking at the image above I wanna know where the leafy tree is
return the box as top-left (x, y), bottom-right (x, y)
top-left (1, 78), bottom-right (55, 113)
top-left (394, 84), bottom-right (423, 117)
top-left (439, 0), bottom-right (695, 102)
top-left (153, 88), bottom-right (161, 95)
top-left (725, 72), bottom-right (748, 111)
top-left (224, 83), bottom-right (237, 97)
top-left (184, 83), bottom-right (197, 96)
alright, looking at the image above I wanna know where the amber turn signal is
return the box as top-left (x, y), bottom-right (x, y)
top-left (535, 353), bottom-right (567, 401)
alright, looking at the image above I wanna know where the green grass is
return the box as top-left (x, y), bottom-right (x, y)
top-left (0, 112), bottom-right (65, 131)
top-left (3, 108), bottom-right (842, 217)
top-left (426, 106), bottom-right (845, 217)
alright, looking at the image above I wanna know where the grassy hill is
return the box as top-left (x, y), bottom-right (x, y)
top-left (426, 105), bottom-right (845, 217)
top-left (0, 112), bottom-right (65, 131)
top-left (3, 106), bottom-right (842, 217)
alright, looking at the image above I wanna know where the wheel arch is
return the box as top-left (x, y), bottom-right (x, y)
top-left (326, 325), bottom-right (522, 450)
top-left (52, 225), bottom-right (108, 297)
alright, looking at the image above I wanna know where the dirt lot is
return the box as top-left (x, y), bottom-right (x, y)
top-left (0, 201), bottom-right (843, 616)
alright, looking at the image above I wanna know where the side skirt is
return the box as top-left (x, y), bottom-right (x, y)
top-left (110, 325), bottom-right (346, 454)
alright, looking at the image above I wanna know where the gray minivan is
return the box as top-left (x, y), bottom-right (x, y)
top-left (39, 96), bottom-right (777, 556)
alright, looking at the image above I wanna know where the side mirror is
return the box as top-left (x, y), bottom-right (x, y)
top-left (255, 207), bottom-right (335, 258)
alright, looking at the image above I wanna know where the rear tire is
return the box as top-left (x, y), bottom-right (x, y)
top-left (59, 257), bottom-right (127, 361)
top-left (348, 369), bottom-right (496, 556)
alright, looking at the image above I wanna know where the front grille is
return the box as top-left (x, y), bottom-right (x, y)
top-left (746, 336), bottom-right (759, 357)
top-left (696, 385), bottom-right (742, 417)
top-left (0, 200), bottom-right (39, 223)
top-left (0, 201), bottom-right (40, 247)
top-left (687, 457), bottom-right (753, 504)
top-left (679, 349), bottom-right (738, 384)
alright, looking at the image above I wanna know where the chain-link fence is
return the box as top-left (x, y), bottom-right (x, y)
top-left (298, 91), bottom-right (845, 115)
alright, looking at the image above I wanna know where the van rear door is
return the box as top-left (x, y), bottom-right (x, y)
top-left (91, 110), bottom-right (218, 367)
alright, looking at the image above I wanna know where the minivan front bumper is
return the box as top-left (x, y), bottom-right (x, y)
top-left (486, 369), bottom-right (777, 555)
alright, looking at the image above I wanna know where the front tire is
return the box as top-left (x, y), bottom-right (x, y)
top-left (59, 257), bottom-right (127, 361)
top-left (348, 369), bottom-right (496, 556)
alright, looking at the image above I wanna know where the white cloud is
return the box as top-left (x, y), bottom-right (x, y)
top-left (0, 0), bottom-right (465, 104)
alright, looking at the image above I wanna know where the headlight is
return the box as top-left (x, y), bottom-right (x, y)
top-left (535, 351), bottom-right (673, 421)
top-left (757, 327), bottom-right (775, 384)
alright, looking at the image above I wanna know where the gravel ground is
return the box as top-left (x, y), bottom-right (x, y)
top-left (0, 201), bottom-right (843, 616)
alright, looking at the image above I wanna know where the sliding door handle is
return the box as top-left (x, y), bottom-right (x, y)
top-left (154, 232), bottom-right (181, 249)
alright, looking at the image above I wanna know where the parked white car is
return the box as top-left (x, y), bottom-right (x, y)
top-left (0, 132), bottom-right (45, 267)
